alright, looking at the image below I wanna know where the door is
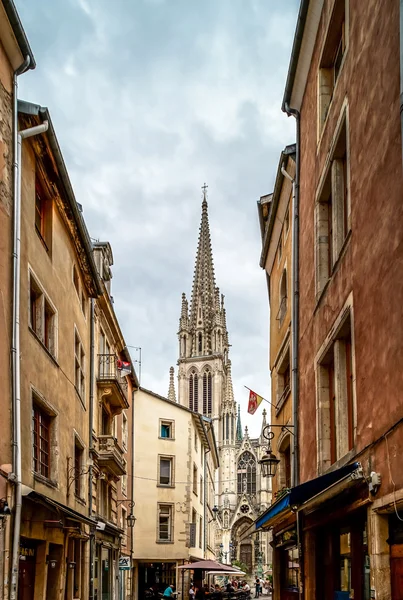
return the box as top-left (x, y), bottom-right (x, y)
top-left (18, 559), bottom-right (36, 600)
top-left (240, 542), bottom-right (252, 573)
top-left (391, 545), bottom-right (403, 600)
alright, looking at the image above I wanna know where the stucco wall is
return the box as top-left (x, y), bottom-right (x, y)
top-left (19, 139), bottom-right (91, 515)
top-left (298, 0), bottom-right (403, 489)
top-left (133, 389), bottom-right (209, 560)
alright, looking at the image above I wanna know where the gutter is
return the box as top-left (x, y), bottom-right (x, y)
top-left (2, 0), bottom-right (36, 69)
top-left (281, 0), bottom-right (310, 112)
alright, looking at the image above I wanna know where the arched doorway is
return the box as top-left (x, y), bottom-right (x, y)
top-left (231, 517), bottom-right (254, 574)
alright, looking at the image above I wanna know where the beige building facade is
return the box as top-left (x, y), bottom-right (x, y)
top-left (133, 388), bottom-right (219, 600)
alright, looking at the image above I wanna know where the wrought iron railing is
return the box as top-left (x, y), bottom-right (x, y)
top-left (97, 354), bottom-right (128, 399)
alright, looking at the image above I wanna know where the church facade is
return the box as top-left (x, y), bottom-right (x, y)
top-left (171, 189), bottom-right (272, 576)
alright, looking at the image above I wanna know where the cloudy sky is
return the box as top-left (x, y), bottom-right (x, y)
top-left (17, 0), bottom-right (298, 436)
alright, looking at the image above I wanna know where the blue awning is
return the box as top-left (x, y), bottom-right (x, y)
top-left (255, 461), bottom-right (361, 531)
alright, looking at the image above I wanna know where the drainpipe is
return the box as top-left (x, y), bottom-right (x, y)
top-left (284, 102), bottom-right (301, 600)
top-left (10, 76), bottom-right (48, 600)
top-left (400, 0), bottom-right (403, 164)
top-left (89, 298), bottom-right (95, 600)
top-left (280, 129), bottom-right (299, 490)
top-left (130, 385), bottom-right (135, 599)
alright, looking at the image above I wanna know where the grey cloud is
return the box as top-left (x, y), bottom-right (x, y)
top-left (17, 0), bottom-right (299, 435)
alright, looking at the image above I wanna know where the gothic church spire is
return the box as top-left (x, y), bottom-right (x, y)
top-left (189, 185), bottom-right (216, 332)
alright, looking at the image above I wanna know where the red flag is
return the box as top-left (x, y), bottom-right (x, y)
top-left (248, 390), bottom-right (263, 415)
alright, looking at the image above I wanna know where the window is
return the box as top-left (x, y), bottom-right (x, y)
top-left (198, 333), bottom-right (202, 354)
top-left (32, 403), bottom-right (51, 478)
top-left (121, 507), bottom-right (127, 545)
top-left (315, 114), bottom-right (349, 297)
top-left (278, 437), bottom-right (291, 491)
top-left (194, 430), bottom-right (198, 451)
top-left (200, 476), bottom-right (203, 502)
top-left (74, 441), bottom-right (84, 498)
top-left (73, 265), bottom-right (80, 296)
top-left (81, 292), bottom-right (86, 317)
top-left (122, 413), bottom-right (128, 449)
top-left (160, 420), bottom-right (173, 440)
top-left (284, 205), bottom-right (290, 236)
top-left (189, 371), bottom-right (198, 412)
top-left (202, 370), bottom-right (212, 416)
top-left (193, 464), bottom-right (198, 495)
top-left (277, 238), bottom-right (282, 263)
top-left (159, 456), bottom-right (174, 487)
top-left (75, 330), bottom-right (85, 400)
top-left (121, 472), bottom-right (127, 496)
top-left (318, 0), bottom-right (347, 131)
top-left (199, 516), bottom-right (203, 549)
top-left (276, 347), bottom-right (291, 414)
top-left (99, 479), bottom-right (111, 520)
top-left (158, 504), bottom-right (173, 542)
top-left (317, 311), bottom-right (354, 468)
top-left (277, 269), bottom-right (287, 327)
top-left (35, 176), bottom-right (52, 252)
top-left (237, 451), bottom-right (256, 494)
top-left (29, 274), bottom-right (56, 356)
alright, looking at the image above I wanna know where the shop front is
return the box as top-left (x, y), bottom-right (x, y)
top-left (247, 462), bottom-right (367, 600)
top-left (138, 561), bottom-right (177, 599)
top-left (94, 525), bottom-right (121, 600)
top-left (18, 492), bottom-right (93, 600)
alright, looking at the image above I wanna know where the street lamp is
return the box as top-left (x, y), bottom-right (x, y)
top-left (116, 500), bottom-right (136, 528)
top-left (258, 427), bottom-right (280, 478)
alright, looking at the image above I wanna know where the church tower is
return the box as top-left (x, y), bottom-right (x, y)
top-left (175, 186), bottom-right (272, 573)
top-left (177, 186), bottom-right (237, 510)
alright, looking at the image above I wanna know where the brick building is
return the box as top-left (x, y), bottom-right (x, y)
top-left (252, 1), bottom-right (403, 599)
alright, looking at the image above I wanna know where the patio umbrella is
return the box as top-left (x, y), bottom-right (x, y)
top-left (178, 560), bottom-right (240, 572)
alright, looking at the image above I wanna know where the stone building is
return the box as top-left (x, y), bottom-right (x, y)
top-left (0, 90), bottom-right (138, 599)
top-left (251, 1), bottom-right (403, 600)
top-left (174, 190), bottom-right (272, 575)
top-left (132, 387), bottom-right (219, 600)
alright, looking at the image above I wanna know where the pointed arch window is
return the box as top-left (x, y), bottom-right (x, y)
top-left (231, 416), bottom-right (234, 443)
top-left (189, 375), bottom-right (194, 412)
top-left (198, 333), bottom-right (202, 354)
top-left (226, 414), bottom-right (229, 443)
top-left (189, 372), bottom-right (199, 412)
top-left (237, 451), bottom-right (256, 494)
top-left (202, 371), bottom-right (213, 416)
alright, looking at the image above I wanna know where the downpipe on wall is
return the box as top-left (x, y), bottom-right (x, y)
top-left (283, 103), bottom-right (302, 600)
top-left (10, 83), bottom-right (48, 598)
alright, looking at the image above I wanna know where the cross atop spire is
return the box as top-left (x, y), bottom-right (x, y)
top-left (202, 182), bottom-right (208, 201)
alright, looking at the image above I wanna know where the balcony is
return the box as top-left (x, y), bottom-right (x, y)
top-left (96, 435), bottom-right (126, 477)
top-left (97, 354), bottom-right (129, 414)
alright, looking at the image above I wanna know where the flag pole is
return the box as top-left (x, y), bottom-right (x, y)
top-left (244, 386), bottom-right (278, 410)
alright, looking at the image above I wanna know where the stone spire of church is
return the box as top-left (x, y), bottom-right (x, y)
top-left (236, 404), bottom-right (243, 442)
top-left (178, 185), bottom-right (229, 360)
top-left (167, 366), bottom-right (176, 402)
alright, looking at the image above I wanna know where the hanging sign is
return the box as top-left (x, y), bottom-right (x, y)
top-left (119, 556), bottom-right (131, 570)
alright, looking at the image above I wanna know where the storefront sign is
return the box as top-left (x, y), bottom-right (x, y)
top-left (19, 542), bottom-right (36, 561)
top-left (119, 557), bottom-right (131, 571)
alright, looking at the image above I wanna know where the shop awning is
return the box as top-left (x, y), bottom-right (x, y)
top-left (26, 491), bottom-right (97, 527)
top-left (178, 560), bottom-right (240, 572)
top-left (245, 461), bottom-right (362, 537)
